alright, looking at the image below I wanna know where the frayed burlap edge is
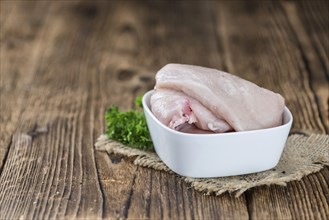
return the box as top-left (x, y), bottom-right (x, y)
top-left (95, 134), bottom-right (329, 197)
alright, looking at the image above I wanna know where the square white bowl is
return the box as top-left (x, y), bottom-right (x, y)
top-left (142, 90), bottom-right (293, 178)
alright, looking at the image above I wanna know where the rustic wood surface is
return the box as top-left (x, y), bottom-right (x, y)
top-left (0, 0), bottom-right (328, 219)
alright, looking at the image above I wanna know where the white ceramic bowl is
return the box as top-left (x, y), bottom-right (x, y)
top-left (142, 90), bottom-right (293, 178)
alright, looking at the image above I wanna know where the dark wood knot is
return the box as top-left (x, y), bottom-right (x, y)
top-left (119, 24), bottom-right (135, 34)
top-left (117, 69), bottom-right (135, 81)
top-left (74, 3), bottom-right (98, 19)
top-left (139, 75), bottom-right (152, 83)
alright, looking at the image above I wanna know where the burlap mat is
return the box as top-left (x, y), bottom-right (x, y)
top-left (95, 134), bottom-right (328, 197)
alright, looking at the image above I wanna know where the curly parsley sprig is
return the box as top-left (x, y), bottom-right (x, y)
top-left (105, 96), bottom-right (153, 151)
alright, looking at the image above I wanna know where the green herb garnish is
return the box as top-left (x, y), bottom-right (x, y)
top-left (105, 96), bottom-right (153, 151)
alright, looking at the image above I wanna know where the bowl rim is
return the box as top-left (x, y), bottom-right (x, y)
top-left (142, 90), bottom-right (293, 137)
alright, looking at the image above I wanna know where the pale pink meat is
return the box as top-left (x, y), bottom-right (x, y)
top-left (150, 89), bottom-right (232, 133)
top-left (151, 64), bottom-right (285, 132)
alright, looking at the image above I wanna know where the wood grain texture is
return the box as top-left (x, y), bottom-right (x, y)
top-left (282, 0), bottom-right (329, 134)
top-left (212, 1), bottom-right (329, 219)
top-left (213, 1), bottom-right (328, 134)
top-left (0, 1), bottom-right (50, 171)
top-left (0, 1), bottom-right (104, 219)
top-left (0, 0), bottom-right (328, 219)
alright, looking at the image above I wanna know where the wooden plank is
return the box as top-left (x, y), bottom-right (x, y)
top-left (213, 1), bottom-right (329, 219)
top-left (298, 0), bottom-right (329, 74)
top-left (93, 0), bottom-right (249, 219)
top-left (0, 0), bottom-right (16, 28)
top-left (245, 168), bottom-right (329, 219)
top-left (95, 152), bottom-right (137, 218)
top-left (214, 1), bottom-right (328, 134)
top-left (0, 1), bottom-right (50, 172)
top-left (0, 1), bottom-right (105, 218)
top-left (281, 1), bottom-right (329, 133)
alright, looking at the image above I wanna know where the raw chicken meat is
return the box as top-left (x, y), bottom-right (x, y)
top-left (150, 64), bottom-right (285, 132)
top-left (151, 89), bottom-right (232, 132)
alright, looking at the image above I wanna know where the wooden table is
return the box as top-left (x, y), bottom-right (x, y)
top-left (1, 0), bottom-right (328, 219)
